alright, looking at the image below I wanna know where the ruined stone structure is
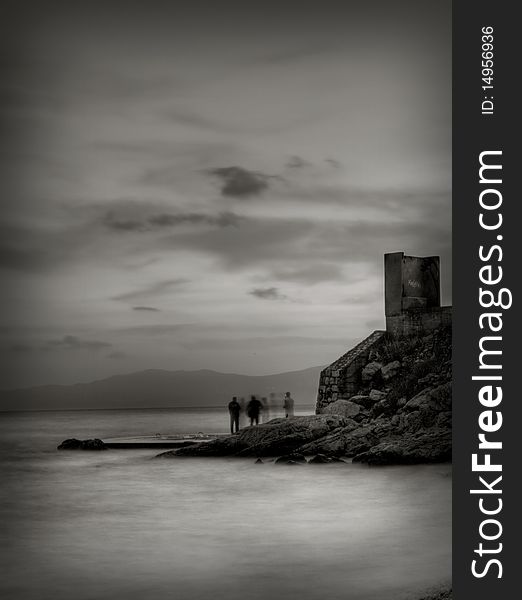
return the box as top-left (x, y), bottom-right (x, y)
top-left (384, 252), bottom-right (451, 336)
top-left (316, 252), bottom-right (452, 413)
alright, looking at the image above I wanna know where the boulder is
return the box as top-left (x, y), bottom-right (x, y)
top-left (57, 438), bottom-right (107, 451)
top-left (308, 454), bottom-right (331, 464)
top-left (369, 389), bottom-right (386, 403)
top-left (371, 397), bottom-right (395, 419)
top-left (80, 438), bottom-right (108, 450)
top-left (57, 438), bottom-right (82, 450)
top-left (274, 453), bottom-right (307, 464)
top-left (381, 360), bottom-right (401, 381)
top-left (298, 420), bottom-right (393, 458)
top-left (404, 383), bottom-right (451, 413)
top-left (436, 411), bottom-right (452, 429)
top-left (361, 361), bottom-right (383, 382)
top-left (255, 458), bottom-right (264, 464)
top-left (352, 428), bottom-right (452, 465)
top-left (323, 399), bottom-right (360, 418)
top-left (349, 394), bottom-right (372, 408)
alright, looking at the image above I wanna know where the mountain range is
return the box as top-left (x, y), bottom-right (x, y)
top-left (0, 366), bottom-right (324, 411)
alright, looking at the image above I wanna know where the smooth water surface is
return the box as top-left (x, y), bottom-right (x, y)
top-left (0, 409), bottom-right (451, 600)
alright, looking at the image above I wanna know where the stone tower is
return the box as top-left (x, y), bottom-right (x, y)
top-left (384, 252), bottom-right (451, 336)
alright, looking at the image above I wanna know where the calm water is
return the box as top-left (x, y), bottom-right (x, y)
top-left (0, 409), bottom-right (451, 600)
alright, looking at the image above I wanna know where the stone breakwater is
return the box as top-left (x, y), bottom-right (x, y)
top-left (158, 326), bottom-right (452, 465)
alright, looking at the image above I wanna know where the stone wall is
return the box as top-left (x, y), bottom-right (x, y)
top-left (316, 252), bottom-right (451, 413)
top-left (386, 306), bottom-right (452, 337)
top-left (316, 330), bottom-right (386, 413)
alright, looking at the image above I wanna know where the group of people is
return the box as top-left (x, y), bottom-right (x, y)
top-left (227, 392), bottom-right (295, 434)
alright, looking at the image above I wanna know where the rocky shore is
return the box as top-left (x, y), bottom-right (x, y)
top-left (57, 326), bottom-right (451, 465)
top-left (158, 326), bottom-right (452, 465)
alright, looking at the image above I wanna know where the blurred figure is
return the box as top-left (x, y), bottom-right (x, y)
top-left (267, 392), bottom-right (277, 421)
top-left (228, 396), bottom-right (241, 434)
top-left (283, 392), bottom-right (295, 418)
top-left (260, 397), bottom-right (268, 423)
top-left (238, 397), bottom-right (247, 429)
top-left (247, 395), bottom-right (262, 426)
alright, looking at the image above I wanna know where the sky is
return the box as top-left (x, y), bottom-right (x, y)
top-left (0, 0), bottom-right (452, 389)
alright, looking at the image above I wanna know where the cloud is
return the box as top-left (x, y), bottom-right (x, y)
top-left (132, 306), bottom-right (160, 312)
top-left (269, 264), bottom-right (345, 285)
top-left (148, 211), bottom-right (241, 228)
top-left (325, 158), bottom-right (341, 169)
top-left (103, 215), bottom-right (145, 232)
top-left (104, 210), bottom-right (242, 232)
top-left (286, 156), bottom-right (310, 169)
top-left (207, 166), bottom-right (274, 198)
top-left (112, 279), bottom-right (189, 302)
top-left (249, 287), bottom-right (287, 301)
top-left (45, 335), bottom-right (112, 351)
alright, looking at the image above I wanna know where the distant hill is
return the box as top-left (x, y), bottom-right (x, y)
top-left (0, 366), bottom-right (325, 411)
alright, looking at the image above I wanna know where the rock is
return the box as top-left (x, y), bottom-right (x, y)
top-left (323, 399), bottom-right (360, 418)
top-left (157, 415), bottom-right (348, 458)
top-left (352, 428), bottom-right (452, 465)
top-left (371, 398), bottom-right (395, 419)
top-left (353, 410), bottom-right (370, 423)
top-left (80, 438), bottom-right (108, 450)
top-left (436, 411), bottom-right (452, 429)
top-left (404, 383), bottom-right (451, 413)
top-left (397, 396), bottom-right (408, 408)
top-left (299, 420), bottom-right (393, 458)
top-left (369, 389), bottom-right (386, 403)
top-left (349, 394), bottom-right (372, 408)
top-left (381, 360), bottom-right (401, 381)
top-left (57, 438), bottom-right (107, 450)
top-left (308, 454), bottom-right (331, 464)
top-left (57, 438), bottom-right (82, 450)
top-left (361, 361), bottom-right (382, 382)
top-left (275, 453), bottom-right (307, 464)
top-left (418, 373), bottom-right (437, 386)
top-left (255, 458), bottom-right (264, 464)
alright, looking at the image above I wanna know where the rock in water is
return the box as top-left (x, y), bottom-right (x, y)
top-left (274, 453), bottom-right (307, 464)
top-left (308, 454), bottom-right (331, 464)
top-left (57, 438), bottom-right (82, 450)
top-left (80, 438), bottom-right (108, 450)
top-left (57, 438), bottom-right (108, 451)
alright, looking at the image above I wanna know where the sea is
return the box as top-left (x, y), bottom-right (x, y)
top-left (0, 407), bottom-right (451, 600)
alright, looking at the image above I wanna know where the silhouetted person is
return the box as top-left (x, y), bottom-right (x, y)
top-left (283, 392), bottom-right (295, 418)
top-left (247, 395), bottom-right (262, 426)
top-left (228, 397), bottom-right (241, 434)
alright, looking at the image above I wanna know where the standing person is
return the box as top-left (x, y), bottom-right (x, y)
top-left (283, 392), bottom-right (295, 418)
top-left (228, 396), bottom-right (241, 434)
top-left (247, 395), bottom-right (262, 426)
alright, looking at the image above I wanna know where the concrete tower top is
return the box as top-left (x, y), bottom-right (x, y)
top-left (384, 252), bottom-right (440, 317)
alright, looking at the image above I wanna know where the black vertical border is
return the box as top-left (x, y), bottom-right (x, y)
top-left (453, 1), bottom-right (519, 598)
